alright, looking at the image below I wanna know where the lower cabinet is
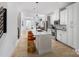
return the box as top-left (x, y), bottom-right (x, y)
top-left (61, 31), bottom-right (68, 44)
top-left (57, 30), bottom-right (67, 45)
top-left (57, 29), bottom-right (75, 48)
top-left (57, 30), bottom-right (61, 41)
top-left (67, 27), bottom-right (73, 48)
top-left (57, 30), bottom-right (67, 43)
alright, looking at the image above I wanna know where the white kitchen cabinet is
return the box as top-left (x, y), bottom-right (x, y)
top-left (60, 10), bottom-right (65, 24)
top-left (70, 3), bottom-right (79, 49)
top-left (66, 3), bottom-right (79, 48)
top-left (72, 3), bottom-right (79, 49)
top-left (58, 9), bottom-right (70, 47)
top-left (67, 26), bottom-right (73, 47)
top-left (58, 3), bottom-right (77, 48)
top-left (60, 9), bottom-right (67, 25)
top-left (54, 10), bottom-right (59, 20)
top-left (61, 31), bottom-right (68, 44)
top-left (58, 4), bottom-right (75, 48)
top-left (57, 30), bottom-right (67, 44)
top-left (57, 30), bottom-right (62, 41)
top-left (66, 5), bottom-right (74, 48)
top-left (50, 10), bottom-right (59, 25)
top-left (57, 3), bottom-right (79, 50)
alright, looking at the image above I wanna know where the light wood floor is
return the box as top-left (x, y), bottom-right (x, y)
top-left (12, 36), bottom-right (79, 57)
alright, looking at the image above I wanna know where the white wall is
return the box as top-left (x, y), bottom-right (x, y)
top-left (0, 3), bottom-right (18, 57)
top-left (20, 12), bottom-right (25, 35)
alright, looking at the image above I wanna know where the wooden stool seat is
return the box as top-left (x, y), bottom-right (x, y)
top-left (27, 31), bottom-right (36, 53)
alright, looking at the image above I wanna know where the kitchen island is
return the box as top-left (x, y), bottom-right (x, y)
top-left (33, 29), bottom-right (52, 55)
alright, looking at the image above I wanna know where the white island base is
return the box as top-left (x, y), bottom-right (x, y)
top-left (34, 30), bottom-right (52, 55)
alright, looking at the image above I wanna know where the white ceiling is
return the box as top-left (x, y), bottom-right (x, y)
top-left (15, 2), bottom-right (71, 17)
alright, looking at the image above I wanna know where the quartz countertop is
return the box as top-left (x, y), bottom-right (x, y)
top-left (33, 29), bottom-right (51, 35)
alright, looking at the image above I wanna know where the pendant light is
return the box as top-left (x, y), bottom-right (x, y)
top-left (32, 2), bottom-right (39, 22)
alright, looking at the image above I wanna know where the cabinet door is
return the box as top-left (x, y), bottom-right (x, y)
top-left (67, 5), bottom-right (74, 47)
top-left (72, 3), bottom-right (78, 49)
top-left (57, 30), bottom-right (63, 43)
top-left (64, 9), bottom-right (68, 25)
top-left (60, 9), bottom-right (67, 25)
top-left (57, 30), bottom-right (67, 45)
top-left (60, 10), bottom-right (65, 24)
top-left (61, 31), bottom-right (67, 44)
top-left (57, 30), bottom-right (62, 41)
top-left (71, 3), bottom-right (79, 48)
top-left (67, 27), bottom-right (73, 47)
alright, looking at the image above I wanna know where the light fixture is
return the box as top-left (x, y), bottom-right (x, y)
top-left (32, 2), bottom-right (39, 22)
top-left (35, 2), bottom-right (39, 17)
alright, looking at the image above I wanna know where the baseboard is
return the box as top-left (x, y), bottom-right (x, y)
top-left (56, 39), bottom-right (74, 49)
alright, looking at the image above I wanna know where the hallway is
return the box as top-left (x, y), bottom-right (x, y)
top-left (12, 33), bottom-right (79, 57)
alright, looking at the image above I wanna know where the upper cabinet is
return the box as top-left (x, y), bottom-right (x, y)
top-left (54, 10), bottom-right (59, 20)
top-left (50, 10), bottom-right (59, 25)
top-left (60, 8), bottom-right (68, 25)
